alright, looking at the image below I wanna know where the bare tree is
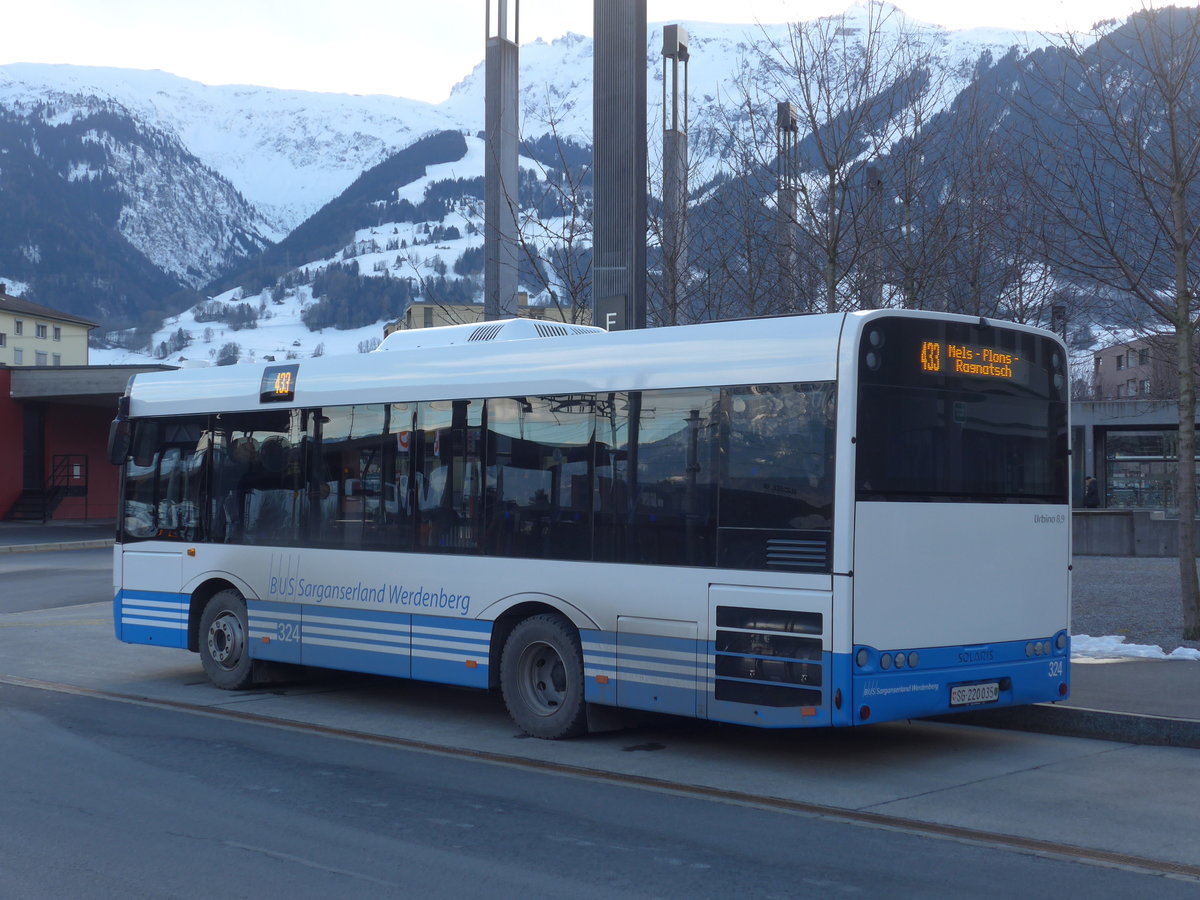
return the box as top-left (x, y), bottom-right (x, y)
top-left (513, 120), bottom-right (595, 325)
top-left (1020, 7), bottom-right (1200, 639)
top-left (469, 92), bottom-right (597, 325)
top-left (646, 131), bottom-right (791, 324)
top-left (858, 39), bottom-right (959, 311)
top-left (736, 5), bottom-right (939, 313)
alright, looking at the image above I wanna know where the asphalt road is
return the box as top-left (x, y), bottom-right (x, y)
top-left (0, 547), bottom-right (112, 614)
top-left (2, 682), bottom-right (1194, 900)
top-left (4, 547), bottom-right (1200, 895)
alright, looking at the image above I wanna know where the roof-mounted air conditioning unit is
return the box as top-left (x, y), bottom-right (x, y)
top-left (375, 318), bottom-right (604, 352)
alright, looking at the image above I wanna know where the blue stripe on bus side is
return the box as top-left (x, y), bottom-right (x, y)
top-left (411, 615), bottom-right (491, 689)
top-left (584, 631), bottom-right (704, 718)
top-left (294, 608), bottom-right (491, 688)
top-left (586, 629), bottom-right (834, 726)
top-left (617, 632), bottom-right (702, 718)
top-left (115, 588), bottom-right (189, 649)
top-left (301, 606), bottom-right (414, 678)
top-left (247, 599), bottom-right (302, 664)
top-left (581, 630), bottom-right (618, 705)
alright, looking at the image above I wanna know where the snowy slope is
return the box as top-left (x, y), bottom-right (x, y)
top-left (0, 64), bottom-right (458, 237)
top-left (88, 136), bottom-right (527, 367)
top-left (6, 4), bottom-right (1059, 364)
top-left (0, 10), bottom-right (1044, 235)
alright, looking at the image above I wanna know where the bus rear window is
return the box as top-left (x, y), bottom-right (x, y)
top-left (856, 318), bottom-right (1068, 503)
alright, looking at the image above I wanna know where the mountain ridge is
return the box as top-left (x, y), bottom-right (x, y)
top-left (0, 7), bottom-right (1113, 360)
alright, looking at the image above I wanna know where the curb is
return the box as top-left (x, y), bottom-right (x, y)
top-left (937, 703), bottom-right (1200, 750)
top-left (0, 540), bottom-right (114, 554)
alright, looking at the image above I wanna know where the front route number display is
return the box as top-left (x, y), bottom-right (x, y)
top-left (259, 364), bottom-right (299, 404)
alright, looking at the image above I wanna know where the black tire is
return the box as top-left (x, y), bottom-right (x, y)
top-left (500, 613), bottom-right (588, 739)
top-left (198, 589), bottom-right (254, 690)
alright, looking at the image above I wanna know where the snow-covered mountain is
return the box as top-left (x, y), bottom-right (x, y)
top-left (0, 63), bottom-right (457, 240)
top-left (2, 8), bottom-right (1039, 230)
top-left (0, 3), bottom-right (1054, 359)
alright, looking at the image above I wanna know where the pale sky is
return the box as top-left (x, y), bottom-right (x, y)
top-left (2, 0), bottom-right (1174, 103)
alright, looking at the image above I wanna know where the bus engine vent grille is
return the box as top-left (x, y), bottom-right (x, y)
top-left (533, 322), bottom-right (569, 338)
top-left (715, 529), bottom-right (831, 573)
top-left (468, 323), bottom-right (505, 342)
top-left (766, 538), bottom-right (828, 569)
top-left (713, 606), bottom-right (824, 708)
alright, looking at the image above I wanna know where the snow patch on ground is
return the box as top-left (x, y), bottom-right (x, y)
top-left (1072, 634), bottom-right (1200, 661)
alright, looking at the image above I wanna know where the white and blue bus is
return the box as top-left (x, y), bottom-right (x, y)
top-left (109, 311), bottom-right (1071, 738)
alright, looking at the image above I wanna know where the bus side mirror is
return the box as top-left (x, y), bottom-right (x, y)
top-left (108, 418), bottom-right (131, 466)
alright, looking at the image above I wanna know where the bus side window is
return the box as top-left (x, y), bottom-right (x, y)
top-left (216, 436), bottom-right (256, 543)
top-left (483, 396), bottom-right (594, 561)
top-left (632, 388), bottom-right (719, 567)
top-left (593, 392), bottom-right (631, 563)
top-left (205, 410), bottom-right (301, 546)
top-left (121, 417), bottom-right (205, 542)
top-left (123, 453), bottom-right (159, 538)
top-left (717, 383), bottom-right (835, 570)
top-left (594, 389), bottom-right (719, 566)
top-left (415, 399), bottom-right (482, 553)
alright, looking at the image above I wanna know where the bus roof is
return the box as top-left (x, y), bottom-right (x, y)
top-left (123, 310), bottom-right (1054, 417)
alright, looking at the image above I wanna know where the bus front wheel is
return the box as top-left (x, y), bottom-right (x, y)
top-left (500, 614), bottom-right (588, 739)
top-left (199, 589), bottom-right (254, 690)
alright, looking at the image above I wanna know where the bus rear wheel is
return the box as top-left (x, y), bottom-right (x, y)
top-left (500, 613), bottom-right (588, 739)
top-left (199, 589), bottom-right (254, 690)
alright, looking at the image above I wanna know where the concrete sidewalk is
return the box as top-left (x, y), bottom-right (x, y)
top-left (2, 520), bottom-right (1198, 748)
top-left (945, 657), bottom-right (1200, 749)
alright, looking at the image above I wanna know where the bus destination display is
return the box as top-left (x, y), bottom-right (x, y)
top-left (259, 364), bottom-right (299, 403)
top-left (919, 340), bottom-right (1026, 383)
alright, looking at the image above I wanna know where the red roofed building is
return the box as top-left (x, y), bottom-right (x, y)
top-left (0, 284), bottom-right (167, 521)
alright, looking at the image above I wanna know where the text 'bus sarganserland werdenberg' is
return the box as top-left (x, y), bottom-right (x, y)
top-left (108, 310), bottom-right (1071, 738)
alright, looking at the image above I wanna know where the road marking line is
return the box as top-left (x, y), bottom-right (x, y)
top-left (222, 841), bottom-right (401, 887)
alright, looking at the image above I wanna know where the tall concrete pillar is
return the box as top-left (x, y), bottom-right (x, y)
top-left (593, 0), bottom-right (647, 331)
top-left (485, 0), bottom-right (520, 320)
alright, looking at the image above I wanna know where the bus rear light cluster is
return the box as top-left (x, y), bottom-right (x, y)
top-left (854, 648), bottom-right (919, 670)
top-left (1026, 633), bottom-right (1068, 657)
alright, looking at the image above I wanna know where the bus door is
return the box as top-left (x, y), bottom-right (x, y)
top-left (116, 418), bottom-right (204, 649)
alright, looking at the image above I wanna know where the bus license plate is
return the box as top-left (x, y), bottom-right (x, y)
top-left (950, 682), bottom-right (1000, 706)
